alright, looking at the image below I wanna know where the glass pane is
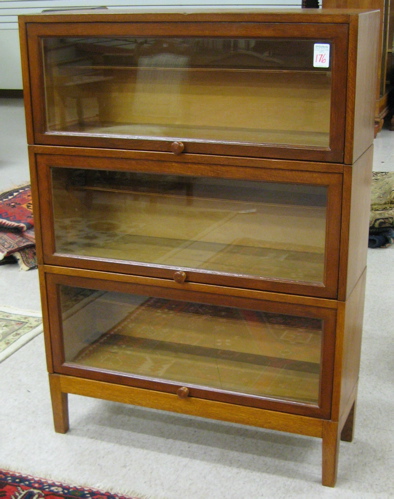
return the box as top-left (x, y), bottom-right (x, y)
top-left (52, 168), bottom-right (327, 284)
top-left (61, 285), bottom-right (323, 404)
top-left (43, 37), bottom-right (331, 148)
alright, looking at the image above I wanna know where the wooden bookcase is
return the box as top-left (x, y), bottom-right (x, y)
top-left (19, 9), bottom-right (379, 486)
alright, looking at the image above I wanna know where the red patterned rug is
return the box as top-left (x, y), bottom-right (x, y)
top-left (0, 184), bottom-right (36, 270)
top-left (0, 469), bottom-right (140, 499)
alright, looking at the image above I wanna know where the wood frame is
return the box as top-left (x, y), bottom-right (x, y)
top-left (19, 9), bottom-right (380, 487)
top-left (23, 17), bottom-right (350, 163)
top-left (42, 266), bottom-right (365, 488)
top-left (33, 151), bottom-right (343, 299)
top-left (43, 268), bottom-right (337, 419)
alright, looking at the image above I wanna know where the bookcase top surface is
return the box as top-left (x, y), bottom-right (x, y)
top-left (18, 8), bottom-right (379, 24)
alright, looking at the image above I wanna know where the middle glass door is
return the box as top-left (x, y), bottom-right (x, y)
top-left (37, 154), bottom-right (342, 297)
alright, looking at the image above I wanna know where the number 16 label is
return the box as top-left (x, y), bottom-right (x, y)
top-left (313, 43), bottom-right (330, 68)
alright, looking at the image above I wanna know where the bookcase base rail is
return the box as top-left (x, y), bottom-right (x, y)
top-left (49, 373), bottom-right (356, 487)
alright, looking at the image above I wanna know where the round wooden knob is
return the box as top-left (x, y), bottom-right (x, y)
top-left (171, 141), bottom-right (185, 155)
top-left (177, 386), bottom-right (190, 399)
top-left (173, 271), bottom-right (187, 284)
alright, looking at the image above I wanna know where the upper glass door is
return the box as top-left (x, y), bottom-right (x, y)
top-left (43, 37), bottom-right (331, 148)
top-left (26, 22), bottom-right (348, 162)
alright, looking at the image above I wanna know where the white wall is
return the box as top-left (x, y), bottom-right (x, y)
top-left (0, 0), bottom-right (302, 89)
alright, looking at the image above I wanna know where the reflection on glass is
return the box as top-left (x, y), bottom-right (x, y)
top-left (61, 285), bottom-right (323, 404)
top-left (52, 168), bottom-right (327, 283)
top-left (43, 37), bottom-right (332, 147)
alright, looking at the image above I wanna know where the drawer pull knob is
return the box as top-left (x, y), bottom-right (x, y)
top-left (177, 386), bottom-right (190, 399)
top-left (173, 271), bottom-right (187, 284)
top-left (171, 141), bottom-right (185, 155)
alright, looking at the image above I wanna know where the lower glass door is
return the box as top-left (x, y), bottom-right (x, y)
top-left (49, 277), bottom-right (335, 415)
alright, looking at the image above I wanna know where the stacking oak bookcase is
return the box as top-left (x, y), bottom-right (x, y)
top-left (19, 9), bottom-right (379, 486)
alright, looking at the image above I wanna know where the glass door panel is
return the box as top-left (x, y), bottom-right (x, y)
top-left (42, 37), bottom-right (332, 149)
top-left (51, 167), bottom-right (328, 285)
top-left (59, 284), bottom-right (324, 406)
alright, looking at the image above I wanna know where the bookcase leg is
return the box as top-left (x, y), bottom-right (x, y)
top-left (341, 401), bottom-right (356, 442)
top-left (49, 374), bottom-right (69, 434)
top-left (322, 421), bottom-right (339, 487)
